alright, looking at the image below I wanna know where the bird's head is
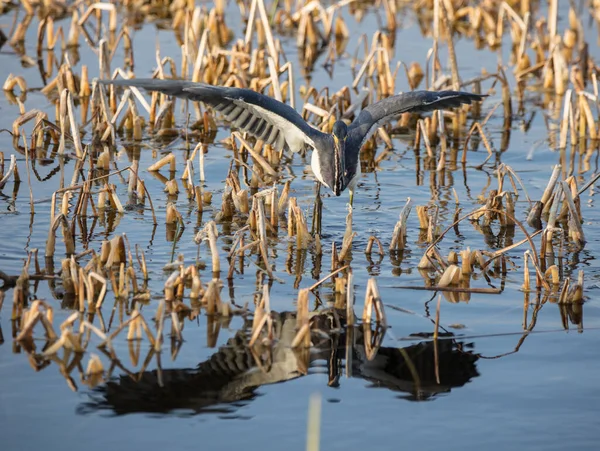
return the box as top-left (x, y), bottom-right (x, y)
top-left (331, 121), bottom-right (348, 196)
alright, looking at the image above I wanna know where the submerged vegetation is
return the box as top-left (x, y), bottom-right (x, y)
top-left (0, 0), bottom-right (599, 447)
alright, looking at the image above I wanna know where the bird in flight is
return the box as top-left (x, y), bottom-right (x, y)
top-left (100, 78), bottom-right (486, 205)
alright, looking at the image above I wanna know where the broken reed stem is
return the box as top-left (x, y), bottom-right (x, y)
top-left (198, 221), bottom-right (220, 274)
top-left (361, 278), bottom-right (386, 326)
top-left (249, 286), bottom-right (272, 346)
top-left (22, 130), bottom-right (34, 214)
top-left (541, 165), bottom-right (562, 207)
top-left (291, 288), bottom-right (310, 348)
top-left (365, 236), bottom-right (384, 256)
top-left (148, 154), bottom-right (176, 172)
top-left (308, 265), bottom-right (349, 291)
top-left (390, 198), bottom-right (412, 251)
top-left (346, 271), bottom-right (354, 326)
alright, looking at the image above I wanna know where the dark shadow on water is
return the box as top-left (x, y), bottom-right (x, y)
top-left (77, 310), bottom-right (479, 417)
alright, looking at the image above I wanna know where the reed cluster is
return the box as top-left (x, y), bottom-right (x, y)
top-left (0, 0), bottom-right (595, 400)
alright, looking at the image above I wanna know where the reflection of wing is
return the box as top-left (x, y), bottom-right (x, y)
top-left (78, 313), bottom-right (303, 416)
top-left (353, 339), bottom-right (479, 400)
top-left (78, 310), bottom-right (479, 416)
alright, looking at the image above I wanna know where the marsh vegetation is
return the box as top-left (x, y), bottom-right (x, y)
top-left (1, 0), bottom-right (600, 450)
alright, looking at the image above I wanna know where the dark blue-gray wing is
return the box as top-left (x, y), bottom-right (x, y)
top-left (99, 78), bottom-right (326, 152)
top-left (347, 90), bottom-right (486, 151)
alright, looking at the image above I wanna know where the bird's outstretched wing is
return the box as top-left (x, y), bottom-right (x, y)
top-left (347, 90), bottom-right (486, 151)
top-left (99, 78), bottom-right (325, 153)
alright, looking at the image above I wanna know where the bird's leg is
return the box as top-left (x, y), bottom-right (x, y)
top-left (349, 188), bottom-right (354, 207)
top-left (311, 182), bottom-right (323, 237)
top-left (327, 332), bottom-right (342, 388)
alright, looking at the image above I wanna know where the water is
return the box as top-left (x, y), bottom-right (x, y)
top-left (1, 1), bottom-right (600, 450)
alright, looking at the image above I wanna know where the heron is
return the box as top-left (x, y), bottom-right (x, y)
top-left (99, 78), bottom-right (486, 205)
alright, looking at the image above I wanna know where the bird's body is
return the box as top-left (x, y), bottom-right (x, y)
top-left (99, 78), bottom-right (486, 204)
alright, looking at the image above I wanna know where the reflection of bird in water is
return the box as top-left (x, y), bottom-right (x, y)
top-left (100, 78), bottom-right (485, 205)
top-left (78, 311), bottom-right (478, 416)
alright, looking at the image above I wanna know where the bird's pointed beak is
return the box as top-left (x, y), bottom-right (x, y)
top-left (333, 135), bottom-right (346, 196)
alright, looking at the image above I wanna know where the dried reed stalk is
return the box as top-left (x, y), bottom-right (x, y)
top-left (291, 288), bottom-right (310, 348)
top-left (361, 278), bottom-right (386, 326)
top-left (390, 198), bottom-right (412, 250)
